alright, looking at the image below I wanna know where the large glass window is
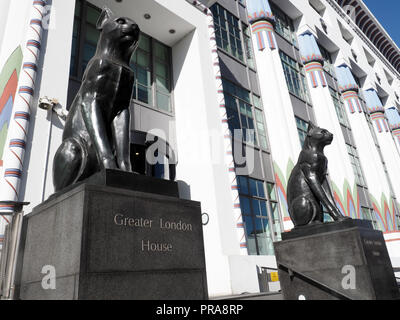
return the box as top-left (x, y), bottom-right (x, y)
top-left (238, 177), bottom-right (281, 255)
top-left (129, 36), bottom-right (173, 112)
top-left (222, 79), bottom-right (268, 148)
top-left (243, 24), bottom-right (255, 69)
top-left (69, 0), bottom-right (173, 113)
top-left (346, 144), bottom-right (366, 187)
top-left (270, 3), bottom-right (298, 46)
top-left (70, 0), bottom-right (101, 78)
top-left (330, 87), bottom-right (349, 127)
top-left (280, 51), bottom-right (311, 103)
top-left (295, 117), bottom-right (309, 147)
top-left (211, 4), bottom-right (244, 61)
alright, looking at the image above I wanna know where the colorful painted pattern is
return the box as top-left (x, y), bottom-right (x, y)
top-left (301, 54), bottom-right (323, 65)
top-left (331, 180), bottom-right (361, 220)
top-left (370, 111), bottom-right (389, 133)
top-left (274, 159), bottom-right (399, 234)
top-left (304, 61), bottom-right (327, 88)
top-left (251, 20), bottom-right (276, 51)
top-left (0, 47), bottom-right (23, 166)
top-left (338, 84), bottom-right (359, 93)
top-left (273, 160), bottom-right (294, 222)
top-left (369, 194), bottom-right (399, 232)
top-left (274, 160), bottom-right (361, 221)
top-left (0, 0), bottom-right (47, 210)
top-left (342, 90), bottom-right (362, 114)
top-left (248, 10), bottom-right (274, 23)
top-left (246, 0), bottom-right (275, 24)
top-left (187, 0), bottom-right (247, 254)
top-left (392, 128), bottom-right (400, 145)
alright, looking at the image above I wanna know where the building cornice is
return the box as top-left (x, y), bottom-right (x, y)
top-left (325, 0), bottom-right (400, 79)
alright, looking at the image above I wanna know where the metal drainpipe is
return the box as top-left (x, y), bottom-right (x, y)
top-left (0, 0), bottom-right (49, 213)
top-left (186, 0), bottom-right (248, 254)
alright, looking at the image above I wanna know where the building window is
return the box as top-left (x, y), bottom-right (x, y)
top-left (70, 0), bottom-right (101, 78)
top-left (243, 24), bottom-right (255, 69)
top-left (222, 79), bottom-right (268, 148)
top-left (296, 117), bottom-right (309, 147)
top-left (330, 87), bottom-right (349, 127)
top-left (238, 177), bottom-right (280, 255)
top-left (254, 107), bottom-right (268, 149)
top-left (69, 0), bottom-right (173, 113)
top-left (280, 51), bottom-right (312, 103)
top-left (346, 144), bottom-right (366, 187)
top-left (318, 44), bottom-right (335, 76)
top-left (361, 207), bottom-right (379, 230)
top-left (270, 3), bottom-right (298, 46)
top-left (211, 4), bottom-right (244, 61)
top-left (130, 35), bottom-right (173, 112)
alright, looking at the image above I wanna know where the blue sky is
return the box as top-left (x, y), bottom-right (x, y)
top-left (363, 0), bottom-right (400, 47)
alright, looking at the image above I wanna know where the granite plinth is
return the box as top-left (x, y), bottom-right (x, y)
top-left (274, 219), bottom-right (400, 300)
top-left (49, 169), bottom-right (179, 199)
top-left (16, 173), bottom-right (208, 300)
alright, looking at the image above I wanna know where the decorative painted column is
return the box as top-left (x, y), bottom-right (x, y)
top-left (247, 0), bottom-right (301, 231)
top-left (187, 0), bottom-right (248, 254)
top-left (298, 31), bottom-right (357, 218)
top-left (363, 88), bottom-right (400, 231)
top-left (299, 33), bottom-right (327, 90)
top-left (0, 0), bottom-right (48, 213)
top-left (336, 64), bottom-right (396, 231)
top-left (385, 107), bottom-right (400, 153)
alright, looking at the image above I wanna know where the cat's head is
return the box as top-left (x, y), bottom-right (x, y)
top-left (305, 122), bottom-right (333, 149)
top-left (96, 7), bottom-right (140, 53)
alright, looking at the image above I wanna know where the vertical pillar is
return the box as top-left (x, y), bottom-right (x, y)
top-left (188, 0), bottom-right (248, 254)
top-left (298, 30), bottom-right (357, 217)
top-left (247, 0), bottom-right (301, 231)
top-left (386, 107), bottom-right (400, 154)
top-left (363, 88), bottom-right (400, 231)
top-left (0, 0), bottom-right (48, 210)
top-left (336, 64), bottom-right (396, 231)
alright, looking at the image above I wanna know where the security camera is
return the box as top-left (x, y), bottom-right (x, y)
top-left (38, 96), bottom-right (57, 110)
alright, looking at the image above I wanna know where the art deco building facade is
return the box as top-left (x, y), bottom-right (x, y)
top-left (0, 0), bottom-right (399, 297)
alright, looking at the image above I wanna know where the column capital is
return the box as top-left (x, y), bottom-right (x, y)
top-left (247, 0), bottom-right (275, 24)
top-left (298, 30), bottom-right (324, 65)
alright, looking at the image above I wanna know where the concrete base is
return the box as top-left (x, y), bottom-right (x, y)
top-left (16, 170), bottom-right (208, 300)
top-left (274, 219), bottom-right (400, 300)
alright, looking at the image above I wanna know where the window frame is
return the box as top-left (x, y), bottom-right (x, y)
top-left (280, 51), bottom-right (312, 104)
top-left (211, 3), bottom-right (246, 63)
top-left (69, 0), bottom-right (174, 114)
top-left (238, 176), bottom-right (282, 256)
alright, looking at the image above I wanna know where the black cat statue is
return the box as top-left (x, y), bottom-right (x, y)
top-left (53, 7), bottom-right (140, 192)
top-left (287, 123), bottom-right (350, 227)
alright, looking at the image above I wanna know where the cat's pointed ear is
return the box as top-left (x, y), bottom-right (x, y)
top-left (96, 7), bottom-right (114, 30)
top-left (307, 122), bottom-right (315, 135)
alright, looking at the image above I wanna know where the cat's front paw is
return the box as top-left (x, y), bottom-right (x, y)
top-left (336, 215), bottom-right (351, 221)
top-left (118, 161), bottom-right (132, 172)
top-left (103, 158), bottom-right (118, 170)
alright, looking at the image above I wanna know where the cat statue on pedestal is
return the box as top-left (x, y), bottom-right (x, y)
top-left (53, 8), bottom-right (140, 192)
top-left (287, 123), bottom-right (350, 227)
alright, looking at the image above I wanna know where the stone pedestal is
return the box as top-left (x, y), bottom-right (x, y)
top-left (16, 170), bottom-right (208, 300)
top-left (274, 219), bottom-right (400, 300)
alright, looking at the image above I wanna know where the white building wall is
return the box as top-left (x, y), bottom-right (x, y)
top-left (20, 0), bottom-right (76, 212)
top-left (251, 29), bottom-right (301, 232)
top-left (1, 0), bottom-right (400, 296)
top-left (173, 27), bottom-right (237, 297)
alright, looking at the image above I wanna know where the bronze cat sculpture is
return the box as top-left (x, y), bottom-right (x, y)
top-left (53, 8), bottom-right (140, 192)
top-left (287, 123), bottom-right (350, 227)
